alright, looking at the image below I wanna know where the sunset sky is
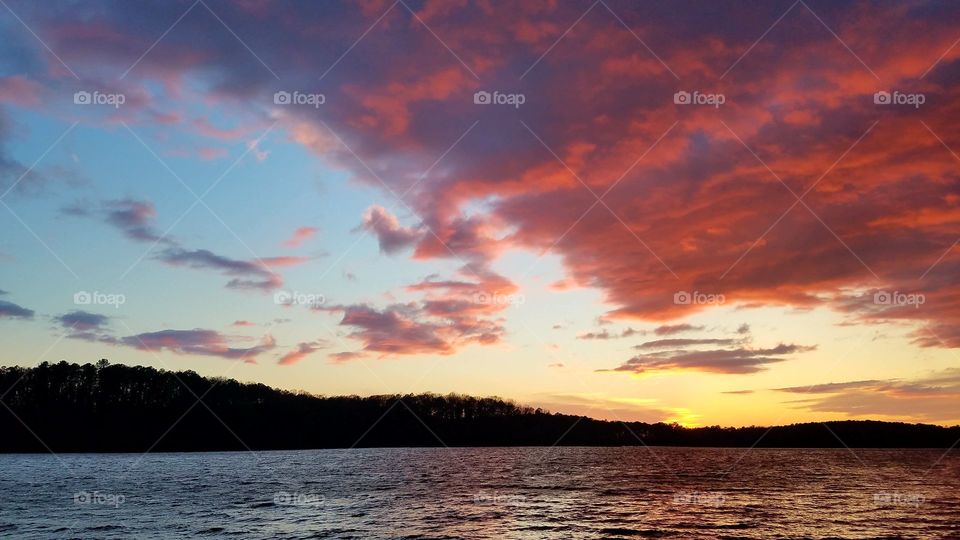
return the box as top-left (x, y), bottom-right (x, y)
top-left (1, 0), bottom-right (959, 427)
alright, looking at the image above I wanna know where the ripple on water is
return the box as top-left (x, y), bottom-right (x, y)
top-left (0, 448), bottom-right (958, 539)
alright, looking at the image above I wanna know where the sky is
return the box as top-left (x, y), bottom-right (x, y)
top-left (1, 0), bottom-right (959, 427)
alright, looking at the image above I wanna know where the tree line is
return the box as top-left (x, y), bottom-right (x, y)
top-left (1, 360), bottom-right (957, 452)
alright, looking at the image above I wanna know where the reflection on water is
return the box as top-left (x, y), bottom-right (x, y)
top-left (1, 447), bottom-right (957, 538)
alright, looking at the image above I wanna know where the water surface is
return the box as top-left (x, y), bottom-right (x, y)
top-left (1, 447), bottom-right (957, 538)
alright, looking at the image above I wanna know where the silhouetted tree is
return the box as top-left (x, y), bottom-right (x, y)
top-left (1, 361), bottom-right (957, 452)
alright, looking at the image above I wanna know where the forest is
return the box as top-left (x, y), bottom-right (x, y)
top-left (1, 360), bottom-right (957, 452)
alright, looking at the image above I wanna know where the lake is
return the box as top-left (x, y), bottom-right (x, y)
top-left (0, 447), bottom-right (957, 538)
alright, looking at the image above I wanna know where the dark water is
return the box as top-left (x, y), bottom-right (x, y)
top-left (0, 447), bottom-right (957, 539)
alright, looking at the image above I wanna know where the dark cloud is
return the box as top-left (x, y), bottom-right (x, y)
top-left (102, 199), bottom-right (170, 244)
top-left (600, 344), bottom-right (816, 375)
top-left (359, 205), bottom-right (422, 255)
top-left (5, 0), bottom-right (960, 357)
top-left (328, 351), bottom-right (366, 363)
top-left (0, 109), bottom-right (43, 196)
top-left (774, 380), bottom-right (888, 394)
top-left (0, 107), bottom-right (86, 197)
top-left (0, 299), bottom-right (34, 319)
top-left (318, 261), bottom-right (516, 357)
top-left (323, 292), bottom-right (506, 357)
top-left (578, 327), bottom-right (640, 340)
top-left (73, 198), bottom-right (308, 291)
top-left (154, 248), bottom-right (302, 291)
top-left (653, 324), bottom-right (705, 336)
top-left (55, 310), bottom-right (109, 331)
top-left (578, 329), bottom-right (611, 340)
top-left (325, 303), bottom-right (455, 356)
top-left (120, 329), bottom-right (275, 362)
top-left (773, 370), bottom-right (960, 423)
top-left (635, 338), bottom-right (739, 349)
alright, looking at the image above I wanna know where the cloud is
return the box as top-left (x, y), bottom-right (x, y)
top-left (0, 109), bottom-right (44, 196)
top-left (653, 324), bottom-right (705, 336)
top-left (283, 226), bottom-right (317, 248)
top-left (53, 312), bottom-right (274, 362)
top-left (197, 147), bottom-right (228, 160)
top-left (323, 264), bottom-right (512, 356)
top-left (120, 329), bottom-right (275, 362)
top-left (359, 205), bottom-right (422, 255)
top-left (7, 0), bottom-right (960, 361)
top-left (102, 199), bottom-right (169, 244)
top-left (55, 310), bottom-right (114, 342)
top-left (634, 338), bottom-right (739, 349)
top-left (277, 341), bottom-right (326, 366)
top-left (600, 344), bottom-right (817, 375)
top-left (193, 117), bottom-right (251, 140)
top-left (0, 299), bottom-right (34, 319)
top-left (319, 261), bottom-right (518, 357)
top-left (74, 197), bottom-right (308, 291)
top-left (578, 329), bottom-right (612, 340)
top-left (531, 393), bottom-right (673, 423)
top-left (577, 327), bottom-right (640, 340)
top-left (773, 370), bottom-right (960, 423)
top-left (323, 303), bottom-right (455, 356)
top-left (64, 198), bottom-right (168, 243)
top-left (0, 76), bottom-right (43, 107)
top-left (55, 310), bottom-right (109, 331)
top-left (231, 320), bottom-right (255, 327)
top-left (774, 380), bottom-right (888, 394)
top-left (155, 248), bottom-right (307, 291)
top-left (328, 351), bottom-right (367, 363)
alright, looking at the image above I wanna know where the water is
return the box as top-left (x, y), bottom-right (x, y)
top-left (0, 447), bottom-right (957, 539)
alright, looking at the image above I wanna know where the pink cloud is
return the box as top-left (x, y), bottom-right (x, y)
top-left (121, 329), bottom-right (276, 363)
top-left (360, 205), bottom-right (422, 255)
top-left (197, 147), bottom-right (228, 160)
top-left (12, 0), bottom-right (960, 359)
top-left (0, 76), bottom-right (43, 106)
top-left (277, 341), bottom-right (325, 365)
top-left (283, 226), bottom-right (318, 248)
top-left (192, 117), bottom-right (250, 140)
top-left (329, 351), bottom-right (367, 363)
